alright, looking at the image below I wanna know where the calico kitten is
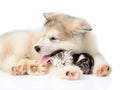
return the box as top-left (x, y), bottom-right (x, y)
top-left (50, 50), bottom-right (94, 74)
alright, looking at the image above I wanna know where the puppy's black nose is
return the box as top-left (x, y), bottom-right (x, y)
top-left (34, 46), bottom-right (41, 52)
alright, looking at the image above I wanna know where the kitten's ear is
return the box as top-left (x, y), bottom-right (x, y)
top-left (66, 49), bottom-right (73, 56)
top-left (56, 52), bottom-right (64, 59)
top-left (49, 57), bottom-right (54, 63)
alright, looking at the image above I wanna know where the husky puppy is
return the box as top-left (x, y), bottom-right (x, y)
top-left (0, 12), bottom-right (111, 79)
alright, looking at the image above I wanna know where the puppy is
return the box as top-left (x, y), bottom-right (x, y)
top-left (0, 12), bottom-right (111, 79)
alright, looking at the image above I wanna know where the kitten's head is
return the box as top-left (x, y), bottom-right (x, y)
top-left (50, 50), bottom-right (73, 67)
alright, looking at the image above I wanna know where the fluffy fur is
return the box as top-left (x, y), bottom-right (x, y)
top-left (0, 12), bottom-right (111, 79)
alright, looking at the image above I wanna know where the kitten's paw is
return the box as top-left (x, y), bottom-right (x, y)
top-left (94, 64), bottom-right (111, 77)
top-left (58, 65), bottom-right (83, 80)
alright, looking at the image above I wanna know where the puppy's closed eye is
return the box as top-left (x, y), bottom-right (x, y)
top-left (50, 37), bottom-right (56, 41)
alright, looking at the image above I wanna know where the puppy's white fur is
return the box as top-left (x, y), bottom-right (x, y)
top-left (49, 65), bottom-right (83, 80)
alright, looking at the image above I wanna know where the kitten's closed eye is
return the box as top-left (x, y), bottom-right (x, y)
top-left (64, 60), bottom-right (73, 65)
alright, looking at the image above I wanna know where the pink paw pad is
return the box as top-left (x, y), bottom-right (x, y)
top-left (65, 71), bottom-right (80, 80)
top-left (12, 64), bottom-right (27, 75)
top-left (66, 71), bottom-right (76, 77)
top-left (96, 65), bottom-right (110, 76)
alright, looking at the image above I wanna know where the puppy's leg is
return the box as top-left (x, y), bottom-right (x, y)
top-left (0, 55), bottom-right (20, 74)
top-left (11, 59), bottom-right (49, 75)
top-left (50, 65), bottom-right (83, 80)
top-left (1, 55), bottom-right (48, 75)
top-left (83, 32), bottom-right (111, 77)
top-left (92, 53), bottom-right (111, 76)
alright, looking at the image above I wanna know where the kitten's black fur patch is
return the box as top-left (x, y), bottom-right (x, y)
top-left (73, 54), bottom-right (81, 64)
top-left (73, 53), bottom-right (94, 74)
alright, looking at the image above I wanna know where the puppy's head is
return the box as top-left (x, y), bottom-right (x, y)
top-left (43, 12), bottom-right (92, 31)
top-left (34, 12), bottom-right (92, 63)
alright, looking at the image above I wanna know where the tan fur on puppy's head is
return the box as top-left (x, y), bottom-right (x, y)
top-left (35, 12), bottom-right (92, 55)
top-left (44, 12), bottom-right (92, 32)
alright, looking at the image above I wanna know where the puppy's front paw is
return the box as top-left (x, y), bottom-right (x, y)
top-left (11, 60), bottom-right (49, 76)
top-left (28, 60), bottom-right (49, 75)
top-left (11, 64), bottom-right (28, 75)
top-left (94, 64), bottom-right (111, 77)
top-left (58, 65), bottom-right (83, 80)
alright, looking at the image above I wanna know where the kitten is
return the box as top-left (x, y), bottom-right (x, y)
top-left (50, 50), bottom-right (94, 74)
top-left (49, 50), bottom-right (73, 67)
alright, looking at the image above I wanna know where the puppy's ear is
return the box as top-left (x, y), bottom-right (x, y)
top-left (43, 12), bottom-right (58, 20)
top-left (61, 18), bottom-right (92, 33)
top-left (74, 19), bottom-right (92, 31)
top-left (73, 20), bottom-right (92, 34)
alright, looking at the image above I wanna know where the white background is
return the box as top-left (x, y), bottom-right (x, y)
top-left (0, 0), bottom-right (120, 90)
